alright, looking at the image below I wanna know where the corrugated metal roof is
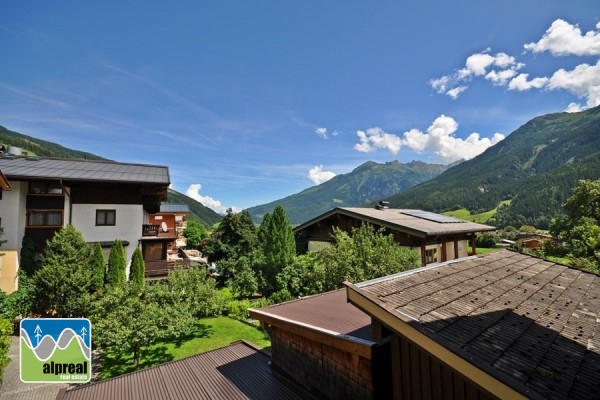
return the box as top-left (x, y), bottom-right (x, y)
top-left (0, 156), bottom-right (170, 184)
top-left (348, 250), bottom-right (600, 399)
top-left (56, 341), bottom-right (312, 400)
top-left (250, 289), bottom-right (373, 343)
top-left (295, 207), bottom-right (495, 236)
top-left (159, 204), bottom-right (190, 213)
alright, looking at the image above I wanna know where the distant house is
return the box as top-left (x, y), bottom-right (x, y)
top-left (515, 232), bottom-right (553, 252)
top-left (253, 250), bottom-right (600, 399)
top-left (0, 154), bottom-right (170, 292)
top-left (294, 204), bottom-right (495, 265)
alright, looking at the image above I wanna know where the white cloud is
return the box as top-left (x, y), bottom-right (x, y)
top-left (315, 127), bottom-right (328, 138)
top-left (546, 61), bottom-right (600, 108)
top-left (308, 165), bottom-right (336, 185)
top-left (430, 50), bottom-right (523, 98)
top-left (354, 115), bottom-right (505, 163)
top-left (508, 73), bottom-right (549, 91)
top-left (185, 183), bottom-right (240, 215)
top-left (446, 86), bottom-right (468, 99)
top-left (524, 19), bottom-right (600, 56)
top-left (354, 127), bottom-right (402, 154)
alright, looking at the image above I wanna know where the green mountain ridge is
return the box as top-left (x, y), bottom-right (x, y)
top-left (247, 160), bottom-right (450, 225)
top-left (383, 105), bottom-right (600, 229)
top-left (0, 125), bottom-right (221, 227)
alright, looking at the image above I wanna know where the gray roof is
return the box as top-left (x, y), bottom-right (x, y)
top-left (56, 341), bottom-right (311, 400)
top-left (295, 207), bottom-right (495, 237)
top-left (160, 204), bottom-right (191, 213)
top-left (347, 250), bottom-right (600, 400)
top-left (0, 156), bottom-right (170, 185)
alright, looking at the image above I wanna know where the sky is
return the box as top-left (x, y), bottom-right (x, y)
top-left (1, 1), bottom-right (599, 213)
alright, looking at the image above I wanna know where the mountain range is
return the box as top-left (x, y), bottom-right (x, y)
top-left (247, 160), bottom-right (450, 224)
top-left (2, 104), bottom-right (599, 229)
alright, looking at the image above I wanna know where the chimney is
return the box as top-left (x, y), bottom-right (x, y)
top-left (375, 201), bottom-right (390, 210)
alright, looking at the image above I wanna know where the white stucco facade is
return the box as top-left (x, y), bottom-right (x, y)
top-left (71, 203), bottom-right (144, 262)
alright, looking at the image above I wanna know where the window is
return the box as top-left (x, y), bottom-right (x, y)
top-left (29, 181), bottom-right (63, 195)
top-left (28, 210), bottom-right (63, 227)
top-left (425, 248), bottom-right (438, 264)
top-left (96, 210), bottom-right (116, 226)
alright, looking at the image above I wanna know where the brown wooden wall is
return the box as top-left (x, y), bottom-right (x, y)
top-left (270, 326), bottom-right (373, 400)
top-left (70, 183), bottom-right (141, 204)
top-left (391, 335), bottom-right (498, 400)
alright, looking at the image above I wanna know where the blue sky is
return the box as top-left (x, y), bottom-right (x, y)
top-left (1, 1), bottom-right (599, 213)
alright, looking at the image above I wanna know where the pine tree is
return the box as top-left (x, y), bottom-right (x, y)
top-left (129, 247), bottom-right (145, 295)
top-left (105, 239), bottom-right (126, 286)
top-left (258, 205), bottom-right (296, 290)
top-left (33, 225), bottom-right (95, 317)
top-left (92, 243), bottom-right (105, 291)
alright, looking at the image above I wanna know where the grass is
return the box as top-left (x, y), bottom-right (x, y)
top-left (99, 316), bottom-right (270, 380)
top-left (475, 247), bottom-right (504, 255)
top-left (443, 200), bottom-right (511, 224)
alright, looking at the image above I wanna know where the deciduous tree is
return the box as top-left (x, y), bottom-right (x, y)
top-left (183, 219), bottom-right (208, 249)
top-left (91, 284), bottom-right (194, 366)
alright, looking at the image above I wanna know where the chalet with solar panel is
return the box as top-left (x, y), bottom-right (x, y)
top-left (0, 153), bottom-right (170, 292)
top-left (294, 203), bottom-right (496, 266)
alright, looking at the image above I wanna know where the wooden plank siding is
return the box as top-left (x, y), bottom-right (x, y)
top-left (391, 335), bottom-right (498, 400)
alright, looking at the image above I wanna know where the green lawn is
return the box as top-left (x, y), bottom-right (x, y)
top-left (443, 200), bottom-right (511, 224)
top-left (99, 316), bottom-right (270, 380)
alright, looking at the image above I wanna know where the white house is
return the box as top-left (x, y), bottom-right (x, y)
top-left (0, 154), bottom-right (170, 293)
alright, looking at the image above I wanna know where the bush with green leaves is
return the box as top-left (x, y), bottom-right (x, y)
top-left (0, 318), bottom-right (12, 381)
top-left (476, 232), bottom-right (498, 248)
top-left (91, 283), bottom-right (195, 366)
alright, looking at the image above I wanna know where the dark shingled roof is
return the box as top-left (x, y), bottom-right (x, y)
top-left (0, 156), bottom-right (170, 184)
top-left (56, 341), bottom-right (312, 400)
top-left (347, 250), bottom-right (600, 400)
top-left (294, 207), bottom-right (495, 237)
top-left (250, 289), bottom-right (374, 343)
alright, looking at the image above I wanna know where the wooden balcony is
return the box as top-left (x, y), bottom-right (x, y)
top-left (145, 259), bottom-right (191, 278)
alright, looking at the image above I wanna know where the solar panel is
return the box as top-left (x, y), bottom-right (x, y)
top-left (400, 210), bottom-right (464, 223)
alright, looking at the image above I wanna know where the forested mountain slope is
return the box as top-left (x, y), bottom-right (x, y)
top-left (0, 125), bottom-right (221, 226)
top-left (248, 160), bottom-right (449, 225)
top-left (384, 105), bottom-right (600, 229)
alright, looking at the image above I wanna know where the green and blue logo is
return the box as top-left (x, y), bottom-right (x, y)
top-left (20, 318), bottom-right (91, 383)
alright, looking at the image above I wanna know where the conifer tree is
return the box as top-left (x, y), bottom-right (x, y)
top-left (105, 239), bottom-right (126, 286)
top-left (257, 205), bottom-right (296, 289)
top-left (129, 247), bottom-right (145, 295)
top-left (91, 243), bottom-right (105, 291)
top-left (32, 225), bottom-right (95, 317)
